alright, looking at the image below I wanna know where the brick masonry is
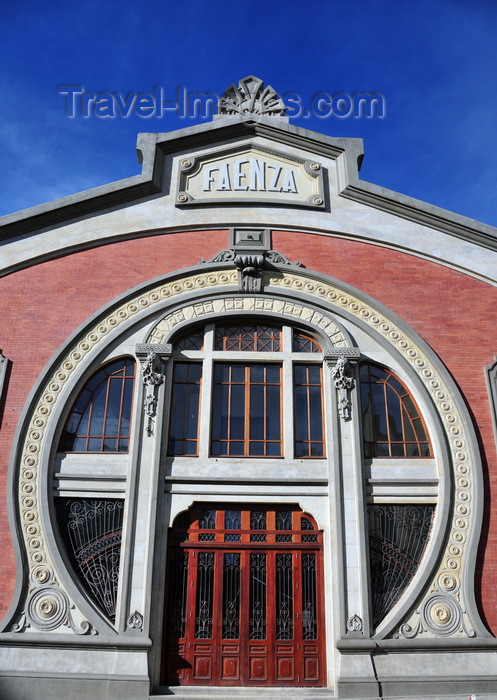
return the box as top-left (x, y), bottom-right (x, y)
top-left (1, 228), bottom-right (496, 632)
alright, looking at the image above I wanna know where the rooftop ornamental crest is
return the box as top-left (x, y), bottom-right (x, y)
top-left (218, 75), bottom-right (286, 117)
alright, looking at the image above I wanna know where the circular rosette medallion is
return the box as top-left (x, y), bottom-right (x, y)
top-left (26, 586), bottom-right (69, 631)
top-left (421, 594), bottom-right (461, 636)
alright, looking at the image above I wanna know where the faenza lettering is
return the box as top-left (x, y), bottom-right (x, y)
top-left (203, 158), bottom-right (298, 193)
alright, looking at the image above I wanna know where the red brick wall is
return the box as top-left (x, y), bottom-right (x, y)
top-left (1, 228), bottom-right (496, 633)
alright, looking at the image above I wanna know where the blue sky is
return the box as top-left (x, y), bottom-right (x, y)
top-left (1, 0), bottom-right (497, 226)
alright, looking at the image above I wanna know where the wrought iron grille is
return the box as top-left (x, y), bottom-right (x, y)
top-left (302, 552), bottom-right (317, 639)
top-left (56, 498), bottom-right (124, 621)
top-left (367, 504), bottom-right (435, 627)
top-left (195, 551), bottom-right (214, 638)
top-left (215, 324), bottom-right (282, 352)
top-left (222, 553), bottom-right (241, 639)
top-left (276, 553), bottom-right (294, 639)
top-left (249, 552), bottom-right (267, 639)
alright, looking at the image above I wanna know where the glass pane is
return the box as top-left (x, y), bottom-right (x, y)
top-left (105, 377), bottom-right (123, 435)
top-left (185, 384), bottom-right (200, 439)
top-left (214, 363), bottom-right (230, 382)
top-left (195, 552), bottom-right (214, 639)
top-left (310, 442), bottom-right (324, 457)
top-left (88, 383), bottom-right (107, 438)
top-left (413, 417), bottom-right (429, 443)
top-left (307, 365), bottom-right (321, 384)
top-left (174, 363), bottom-right (188, 382)
top-left (387, 375), bottom-right (404, 395)
top-left (222, 553), bottom-right (240, 639)
top-left (225, 510), bottom-right (241, 529)
top-left (302, 553), bottom-right (317, 639)
top-left (295, 442), bottom-right (307, 458)
top-left (71, 436), bottom-right (87, 451)
top-left (266, 385), bottom-right (280, 440)
top-left (276, 511), bottom-right (292, 530)
top-left (249, 441), bottom-right (265, 455)
top-left (87, 437), bottom-right (101, 451)
top-left (103, 437), bottom-right (117, 451)
top-left (231, 364), bottom-right (245, 383)
top-left (371, 383), bottom-right (388, 440)
top-left (199, 509), bottom-right (216, 529)
top-left (386, 386), bottom-right (403, 441)
top-left (276, 553), bottom-right (293, 639)
top-left (293, 332), bottom-right (321, 353)
top-left (309, 385), bottom-right (323, 441)
top-left (211, 440), bottom-right (227, 456)
top-left (266, 364), bottom-right (280, 384)
top-left (293, 364), bottom-right (306, 385)
top-left (230, 384), bottom-right (245, 439)
top-left (168, 363), bottom-right (201, 455)
top-left (251, 511), bottom-right (267, 530)
top-left (376, 442), bottom-right (389, 456)
top-left (402, 406), bottom-right (417, 442)
top-left (121, 378), bottom-right (134, 434)
top-left (266, 441), bottom-right (281, 456)
top-left (231, 442), bottom-right (245, 456)
top-left (294, 384), bottom-right (308, 442)
top-left (250, 553), bottom-right (267, 639)
top-left (169, 384), bottom-right (186, 436)
top-left (250, 364), bottom-right (265, 383)
top-left (250, 384), bottom-right (265, 440)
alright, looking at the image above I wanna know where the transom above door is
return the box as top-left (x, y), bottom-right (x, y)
top-left (163, 504), bottom-right (326, 687)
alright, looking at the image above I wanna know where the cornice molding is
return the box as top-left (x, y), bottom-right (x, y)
top-left (341, 182), bottom-right (497, 252)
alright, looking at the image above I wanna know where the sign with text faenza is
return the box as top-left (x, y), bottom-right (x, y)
top-left (176, 145), bottom-right (325, 208)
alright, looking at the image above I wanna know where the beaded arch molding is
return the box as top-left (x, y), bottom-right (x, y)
top-left (6, 265), bottom-right (487, 639)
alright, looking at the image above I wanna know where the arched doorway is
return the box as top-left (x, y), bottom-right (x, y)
top-left (163, 504), bottom-right (326, 687)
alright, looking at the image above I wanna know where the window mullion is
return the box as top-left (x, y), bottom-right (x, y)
top-left (244, 364), bottom-right (251, 455)
top-left (198, 358), bottom-right (211, 459)
top-left (282, 355), bottom-right (293, 458)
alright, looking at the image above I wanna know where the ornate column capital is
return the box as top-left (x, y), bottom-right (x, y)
top-left (136, 344), bottom-right (172, 434)
top-left (324, 348), bottom-right (360, 421)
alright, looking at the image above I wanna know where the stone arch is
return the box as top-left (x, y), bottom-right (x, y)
top-left (2, 263), bottom-right (487, 642)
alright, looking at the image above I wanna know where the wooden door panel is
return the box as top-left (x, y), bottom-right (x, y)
top-left (164, 505), bottom-right (325, 688)
top-left (221, 643), bottom-right (240, 680)
top-left (248, 654), bottom-right (268, 682)
top-left (193, 650), bottom-right (213, 681)
top-left (304, 655), bottom-right (320, 681)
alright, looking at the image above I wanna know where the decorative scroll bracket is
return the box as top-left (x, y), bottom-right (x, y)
top-left (136, 344), bottom-right (172, 436)
top-left (325, 348), bottom-right (361, 421)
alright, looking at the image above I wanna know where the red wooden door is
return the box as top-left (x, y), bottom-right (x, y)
top-left (163, 505), bottom-right (325, 687)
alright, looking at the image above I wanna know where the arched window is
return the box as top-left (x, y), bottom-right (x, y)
top-left (59, 358), bottom-right (135, 453)
top-left (167, 323), bottom-right (325, 459)
top-left (359, 363), bottom-right (432, 458)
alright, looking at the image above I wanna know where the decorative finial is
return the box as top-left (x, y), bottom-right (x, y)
top-left (218, 75), bottom-right (286, 117)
